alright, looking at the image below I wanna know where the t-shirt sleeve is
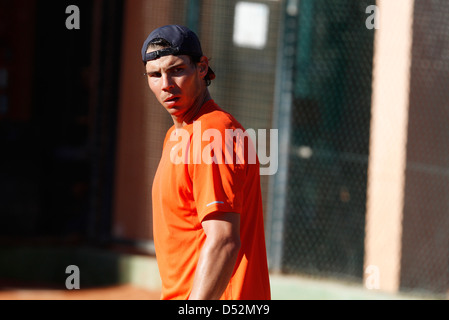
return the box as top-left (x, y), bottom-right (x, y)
top-left (188, 121), bottom-right (247, 223)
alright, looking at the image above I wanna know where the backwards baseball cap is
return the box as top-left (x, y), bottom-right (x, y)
top-left (141, 24), bottom-right (215, 80)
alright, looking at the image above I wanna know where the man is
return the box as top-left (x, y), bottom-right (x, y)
top-left (142, 25), bottom-right (270, 300)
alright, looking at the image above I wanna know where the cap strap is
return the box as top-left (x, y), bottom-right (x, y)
top-left (144, 47), bottom-right (180, 62)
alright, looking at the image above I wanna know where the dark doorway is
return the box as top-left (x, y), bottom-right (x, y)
top-left (0, 0), bottom-right (124, 244)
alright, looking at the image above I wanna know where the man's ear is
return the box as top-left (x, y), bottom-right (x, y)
top-left (198, 56), bottom-right (209, 78)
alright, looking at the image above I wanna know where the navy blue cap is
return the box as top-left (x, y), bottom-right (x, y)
top-left (142, 25), bottom-right (215, 80)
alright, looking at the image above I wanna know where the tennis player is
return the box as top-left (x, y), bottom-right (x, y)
top-left (142, 25), bottom-right (271, 300)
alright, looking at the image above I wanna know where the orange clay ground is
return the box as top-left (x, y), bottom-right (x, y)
top-left (0, 284), bottom-right (161, 300)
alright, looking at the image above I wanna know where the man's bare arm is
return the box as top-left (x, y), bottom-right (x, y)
top-left (189, 212), bottom-right (241, 300)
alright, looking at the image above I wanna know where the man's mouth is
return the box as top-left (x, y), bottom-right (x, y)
top-left (164, 96), bottom-right (179, 104)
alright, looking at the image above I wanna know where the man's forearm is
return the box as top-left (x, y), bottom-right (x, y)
top-left (189, 236), bottom-right (240, 300)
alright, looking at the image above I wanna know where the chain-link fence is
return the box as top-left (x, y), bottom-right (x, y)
top-left (196, 0), bottom-right (374, 282)
top-left (399, 0), bottom-right (449, 294)
top-left (273, 0), bottom-right (374, 282)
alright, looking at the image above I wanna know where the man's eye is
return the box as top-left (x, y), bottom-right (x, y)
top-left (146, 72), bottom-right (161, 78)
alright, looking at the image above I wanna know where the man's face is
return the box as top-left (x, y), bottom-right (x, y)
top-left (145, 54), bottom-right (206, 118)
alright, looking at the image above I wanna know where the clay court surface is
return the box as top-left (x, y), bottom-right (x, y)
top-left (0, 284), bottom-right (161, 300)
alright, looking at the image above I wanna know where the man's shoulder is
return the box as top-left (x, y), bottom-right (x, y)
top-left (198, 101), bottom-right (244, 132)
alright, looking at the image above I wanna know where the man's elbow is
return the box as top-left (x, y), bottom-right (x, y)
top-left (216, 235), bottom-right (241, 259)
top-left (225, 237), bottom-right (242, 258)
top-left (227, 236), bottom-right (241, 257)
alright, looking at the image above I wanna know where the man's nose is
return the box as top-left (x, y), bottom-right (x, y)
top-left (161, 74), bottom-right (174, 91)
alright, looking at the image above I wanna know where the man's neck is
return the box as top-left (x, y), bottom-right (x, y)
top-left (172, 90), bottom-right (212, 129)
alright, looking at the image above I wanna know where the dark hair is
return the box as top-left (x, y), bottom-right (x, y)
top-left (146, 38), bottom-right (172, 50)
top-left (145, 38), bottom-right (213, 87)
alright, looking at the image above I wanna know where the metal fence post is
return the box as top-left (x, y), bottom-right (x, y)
top-left (186, 0), bottom-right (201, 35)
top-left (266, 0), bottom-right (299, 273)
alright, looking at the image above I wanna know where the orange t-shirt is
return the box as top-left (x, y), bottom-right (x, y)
top-left (152, 99), bottom-right (271, 300)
